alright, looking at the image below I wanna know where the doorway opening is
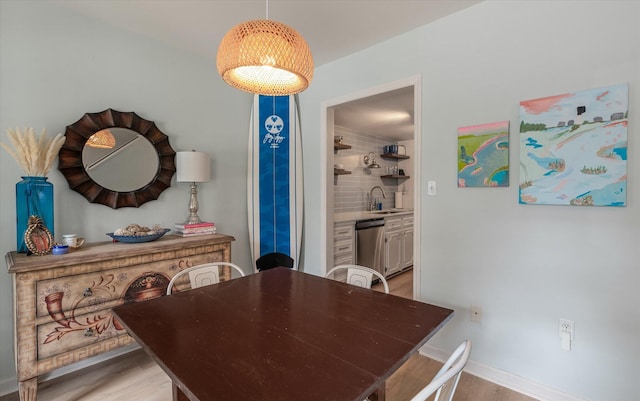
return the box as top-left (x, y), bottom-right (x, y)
top-left (321, 76), bottom-right (422, 299)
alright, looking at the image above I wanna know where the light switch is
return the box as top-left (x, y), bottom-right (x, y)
top-left (427, 181), bottom-right (437, 196)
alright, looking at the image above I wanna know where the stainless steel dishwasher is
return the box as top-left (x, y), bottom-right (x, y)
top-left (355, 218), bottom-right (385, 280)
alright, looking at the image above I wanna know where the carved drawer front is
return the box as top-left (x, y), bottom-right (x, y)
top-left (36, 253), bottom-right (222, 318)
top-left (37, 307), bottom-right (121, 359)
top-left (34, 252), bottom-right (222, 360)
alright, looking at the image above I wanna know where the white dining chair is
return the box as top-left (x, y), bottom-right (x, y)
top-left (166, 262), bottom-right (245, 295)
top-left (325, 264), bottom-right (390, 294)
top-left (409, 340), bottom-right (472, 401)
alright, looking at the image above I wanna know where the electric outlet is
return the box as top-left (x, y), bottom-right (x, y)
top-left (470, 305), bottom-right (482, 322)
top-left (559, 319), bottom-right (575, 340)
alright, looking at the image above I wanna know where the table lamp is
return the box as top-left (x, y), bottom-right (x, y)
top-left (176, 151), bottom-right (211, 224)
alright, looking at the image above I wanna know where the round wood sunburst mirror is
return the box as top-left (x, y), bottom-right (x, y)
top-left (58, 109), bottom-right (176, 209)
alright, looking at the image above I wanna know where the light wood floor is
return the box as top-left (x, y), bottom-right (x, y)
top-left (1, 270), bottom-right (538, 401)
top-left (373, 268), bottom-right (413, 298)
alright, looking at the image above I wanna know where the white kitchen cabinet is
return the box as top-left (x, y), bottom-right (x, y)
top-left (385, 230), bottom-right (403, 276)
top-left (402, 225), bottom-right (414, 268)
top-left (333, 221), bottom-right (355, 268)
top-left (384, 215), bottom-right (413, 277)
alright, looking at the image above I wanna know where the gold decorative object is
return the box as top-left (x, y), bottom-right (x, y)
top-left (0, 127), bottom-right (65, 176)
top-left (24, 215), bottom-right (53, 255)
top-left (217, 19), bottom-right (314, 95)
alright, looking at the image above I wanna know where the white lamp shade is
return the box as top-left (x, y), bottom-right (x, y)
top-left (176, 151), bottom-right (211, 183)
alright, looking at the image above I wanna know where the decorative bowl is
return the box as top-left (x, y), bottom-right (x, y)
top-left (106, 228), bottom-right (170, 243)
top-left (52, 244), bottom-right (69, 255)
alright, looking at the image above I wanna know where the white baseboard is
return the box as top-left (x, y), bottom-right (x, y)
top-left (419, 344), bottom-right (588, 401)
top-left (0, 377), bottom-right (17, 398)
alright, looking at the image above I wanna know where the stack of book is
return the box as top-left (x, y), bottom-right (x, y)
top-left (173, 222), bottom-right (216, 237)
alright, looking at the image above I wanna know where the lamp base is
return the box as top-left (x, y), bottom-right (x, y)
top-left (183, 182), bottom-right (202, 225)
top-left (183, 214), bottom-right (202, 225)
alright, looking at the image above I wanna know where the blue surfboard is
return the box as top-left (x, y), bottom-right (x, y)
top-left (248, 95), bottom-right (303, 270)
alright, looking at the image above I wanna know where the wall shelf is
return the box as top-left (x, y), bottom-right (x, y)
top-left (334, 169), bottom-right (352, 175)
top-left (380, 153), bottom-right (409, 160)
top-left (381, 174), bottom-right (410, 179)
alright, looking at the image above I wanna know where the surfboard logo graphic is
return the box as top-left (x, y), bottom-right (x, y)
top-left (263, 115), bottom-right (285, 148)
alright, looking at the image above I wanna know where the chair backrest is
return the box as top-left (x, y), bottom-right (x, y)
top-left (166, 262), bottom-right (245, 295)
top-left (325, 264), bottom-right (390, 294)
top-left (409, 340), bottom-right (472, 401)
top-left (256, 252), bottom-right (294, 272)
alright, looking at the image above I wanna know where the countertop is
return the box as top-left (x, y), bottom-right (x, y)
top-left (335, 209), bottom-right (414, 223)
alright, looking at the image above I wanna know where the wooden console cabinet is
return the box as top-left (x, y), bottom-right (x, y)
top-left (5, 233), bottom-right (235, 401)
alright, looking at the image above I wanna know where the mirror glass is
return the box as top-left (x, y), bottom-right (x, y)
top-left (82, 128), bottom-right (159, 192)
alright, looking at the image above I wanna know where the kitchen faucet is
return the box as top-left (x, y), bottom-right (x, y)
top-left (369, 186), bottom-right (386, 211)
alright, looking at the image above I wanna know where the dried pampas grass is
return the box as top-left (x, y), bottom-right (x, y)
top-left (1, 127), bottom-right (66, 176)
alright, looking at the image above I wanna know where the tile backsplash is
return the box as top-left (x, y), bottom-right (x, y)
top-left (333, 126), bottom-right (406, 213)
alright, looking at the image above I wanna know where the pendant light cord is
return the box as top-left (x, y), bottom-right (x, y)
top-left (266, 0), bottom-right (269, 20)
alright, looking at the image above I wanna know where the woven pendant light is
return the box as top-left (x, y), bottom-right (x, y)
top-left (217, 19), bottom-right (314, 95)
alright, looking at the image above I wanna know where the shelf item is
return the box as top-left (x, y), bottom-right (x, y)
top-left (380, 153), bottom-right (409, 160)
top-left (334, 168), bottom-right (352, 175)
top-left (381, 174), bottom-right (410, 179)
top-left (334, 142), bottom-right (352, 150)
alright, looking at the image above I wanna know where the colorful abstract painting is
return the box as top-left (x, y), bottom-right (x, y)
top-left (458, 121), bottom-right (509, 187)
top-left (519, 84), bottom-right (628, 206)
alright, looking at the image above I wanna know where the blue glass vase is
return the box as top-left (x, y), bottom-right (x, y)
top-left (16, 176), bottom-right (54, 253)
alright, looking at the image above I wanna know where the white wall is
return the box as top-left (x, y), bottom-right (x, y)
top-left (301, 1), bottom-right (639, 400)
top-left (0, 2), bottom-right (254, 393)
top-left (1, 1), bottom-right (639, 401)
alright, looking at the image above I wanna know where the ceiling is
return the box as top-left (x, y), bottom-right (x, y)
top-left (333, 86), bottom-right (416, 140)
top-left (52, 0), bottom-right (481, 140)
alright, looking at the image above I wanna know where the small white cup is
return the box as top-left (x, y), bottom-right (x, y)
top-left (63, 234), bottom-right (85, 248)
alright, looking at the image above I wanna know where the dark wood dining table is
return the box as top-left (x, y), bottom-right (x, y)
top-left (112, 267), bottom-right (454, 401)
